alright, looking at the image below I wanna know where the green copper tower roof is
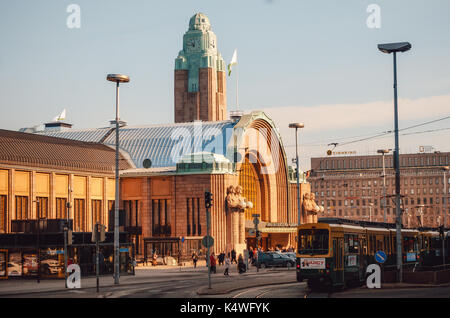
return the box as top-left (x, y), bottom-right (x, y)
top-left (175, 13), bottom-right (226, 92)
top-left (189, 13), bottom-right (211, 31)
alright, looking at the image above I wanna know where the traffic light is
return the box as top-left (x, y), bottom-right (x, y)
top-left (91, 223), bottom-right (107, 242)
top-left (439, 225), bottom-right (444, 237)
top-left (205, 191), bottom-right (213, 209)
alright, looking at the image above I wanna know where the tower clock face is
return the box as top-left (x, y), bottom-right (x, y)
top-left (186, 38), bottom-right (201, 52)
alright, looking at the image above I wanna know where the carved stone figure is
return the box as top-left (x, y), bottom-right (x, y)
top-left (225, 185), bottom-right (239, 214)
top-left (302, 192), bottom-right (324, 224)
top-left (225, 185), bottom-right (252, 257)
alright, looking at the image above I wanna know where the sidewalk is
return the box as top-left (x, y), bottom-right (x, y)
top-left (0, 263), bottom-right (209, 297)
top-left (380, 282), bottom-right (450, 289)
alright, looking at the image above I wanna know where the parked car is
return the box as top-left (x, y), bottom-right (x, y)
top-left (8, 262), bottom-right (21, 276)
top-left (254, 252), bottom-right (295, 269)
top-left (41, 259), bottom-right (62, 275)
top-left (281, 252), bottom-right (297, 262)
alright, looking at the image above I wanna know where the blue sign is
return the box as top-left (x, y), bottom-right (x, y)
top-left (375, 250), bottom-right (387, 264)
top-left (181, 237), bottom-right (185, 243)
top-left (119, 248), bottom-right (129, 253)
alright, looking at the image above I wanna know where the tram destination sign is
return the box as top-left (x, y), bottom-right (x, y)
top-left (300, 258), bottom-right (325, 269)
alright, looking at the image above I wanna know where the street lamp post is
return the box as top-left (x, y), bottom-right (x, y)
top-left (107, 74), bottom-right (130, 285)
top-left (378, 149), bottom-right (391, 223)
top-left (289, 123), bottom-right (305, 226)
top-left (378, 42), bottom-right (411, 283)
top-left (369, 203), bottom-right (374, 222)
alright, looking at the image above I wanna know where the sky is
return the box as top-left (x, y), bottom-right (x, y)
top-left (0, 0), bottom-right (449, 170)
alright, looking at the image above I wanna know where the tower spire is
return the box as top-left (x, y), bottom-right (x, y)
top-left (174, 13), bottom-right (227, 123)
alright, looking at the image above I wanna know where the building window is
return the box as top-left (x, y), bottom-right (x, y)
top-left (74, 199), bottom-right (86, 232)
top-left (15, 196), bottom-right (28, 220)
top-left (36, 197), bottom-right (48, 219)
top-left (91, 199), bottom-right (102, 225)
top-left (0, 195), bottom-right (7, 233)
top-left (124, 200), bottom-right (140, 228)
top-left (186, 198), bottom-right (190, 235)
top-left (152, 199), bottom-right (171, 237)
top-left (56, 197), bottom-right (67, 219)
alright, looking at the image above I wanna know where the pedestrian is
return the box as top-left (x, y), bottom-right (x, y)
top-left (152, 251), bottom-right (157, 266)
top-left (209, 252), bottom-right (217, 274)
top-left (252, 247), bottom-right (257, 264)
top-left (218, 251), bottom-right (225, 266)
top-left (231, 249), bottom-right (237, 264)
top-left (249, 247), bottom-right (254, 261)
top-left (224, 253), bottom-right (231, 276)
top-left (238, 254), bottom-right (246, 274)
top-left (192, 251), bottom-right (198, 268)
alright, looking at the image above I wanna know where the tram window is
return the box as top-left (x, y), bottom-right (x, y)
top-left (298, 229), bottom-right (329, 255)
top-left (376, 240), bottom-right (382, 251)
top-left (368, 235), bottom-right (376, 254)
top-left (344, 234), bottom-right (359, 253)
top-left (403, 237), bottom-right (416, 253)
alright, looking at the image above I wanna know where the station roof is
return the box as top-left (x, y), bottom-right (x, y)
top-left (0, 129), bottom-right (132, 174)
top-left (39, 120), bottom-right (236, 169)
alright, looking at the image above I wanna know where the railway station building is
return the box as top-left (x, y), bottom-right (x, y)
top-left (37, 13), bottom-right (312, 259)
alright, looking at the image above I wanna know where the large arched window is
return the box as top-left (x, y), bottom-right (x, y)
top-left (239, 157), bottom-right (262, 221)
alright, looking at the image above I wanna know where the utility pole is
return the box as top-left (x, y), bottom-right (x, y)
top-left (252, 214), bottom-right (261, 272)
top-left (442, 166), bottom-right (449, 266)
top-left (107, 74), bottom-right (130, 285)
top-left (64, 222), bottom-right (68, 288)
top-left (204, 191), bottom-right (213, 289)
top-left (36, 200), bottom-right (40, 284)
top-left (378, 149), bottom-right (391, 223)
top-left (96, 224), bottom-right (100, 293)
top-left (378, 41), bottom-right (411, 283)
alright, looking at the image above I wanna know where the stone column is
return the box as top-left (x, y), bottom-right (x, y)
top-left (238, 212), bottom-right (245, 245)
top-left (232, 212), bottom-right (239, 248)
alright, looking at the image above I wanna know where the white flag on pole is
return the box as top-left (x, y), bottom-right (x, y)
top-left (52, 109), bottom-right (66, 122)
top-left (228, 49), bottom-right (237, 76)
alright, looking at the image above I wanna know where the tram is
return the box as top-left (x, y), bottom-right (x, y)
top-left (296, 218), bottom-right (448, 290)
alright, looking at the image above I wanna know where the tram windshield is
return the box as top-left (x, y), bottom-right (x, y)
top-left (298, 229), bottom-right (329, 255)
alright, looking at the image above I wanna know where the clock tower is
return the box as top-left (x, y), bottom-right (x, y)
top-left (174, 13), bottom-right (227, 123)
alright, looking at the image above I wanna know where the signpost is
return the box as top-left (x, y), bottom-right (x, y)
top-left (375, 250), bottom-right (387, 264)
top-left (202, 235), bottom-right (214, 248)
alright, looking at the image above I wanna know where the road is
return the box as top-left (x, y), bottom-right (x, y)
top-left (3, 265), bottom-right (450, 298)
top-left (1, 266), bottom-right (296, 298)
top-left (231, 282), bottom-right (450, 298)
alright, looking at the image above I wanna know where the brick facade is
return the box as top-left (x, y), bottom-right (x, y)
top-left (174, 68), bottom-right (226, 123)
top-left (309, 152), bottom-right (450, 228)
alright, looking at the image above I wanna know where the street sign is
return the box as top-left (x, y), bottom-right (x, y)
top-left (253, 218), bottom-right (260, 226)
top-left (202, 235), bottom-right (214, 248)
top-left (248, 229), bottom-right (255, 236)
top-left (181, 236), bottom-right (185, 243)
top-left (375, 250), bottom-right (387, 264)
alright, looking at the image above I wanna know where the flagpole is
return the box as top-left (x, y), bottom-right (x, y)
top-left (236, 63), bottom-right (239, 110)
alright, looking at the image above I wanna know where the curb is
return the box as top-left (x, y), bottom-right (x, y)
top-left (379, 282), bottom-right (450, 289)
